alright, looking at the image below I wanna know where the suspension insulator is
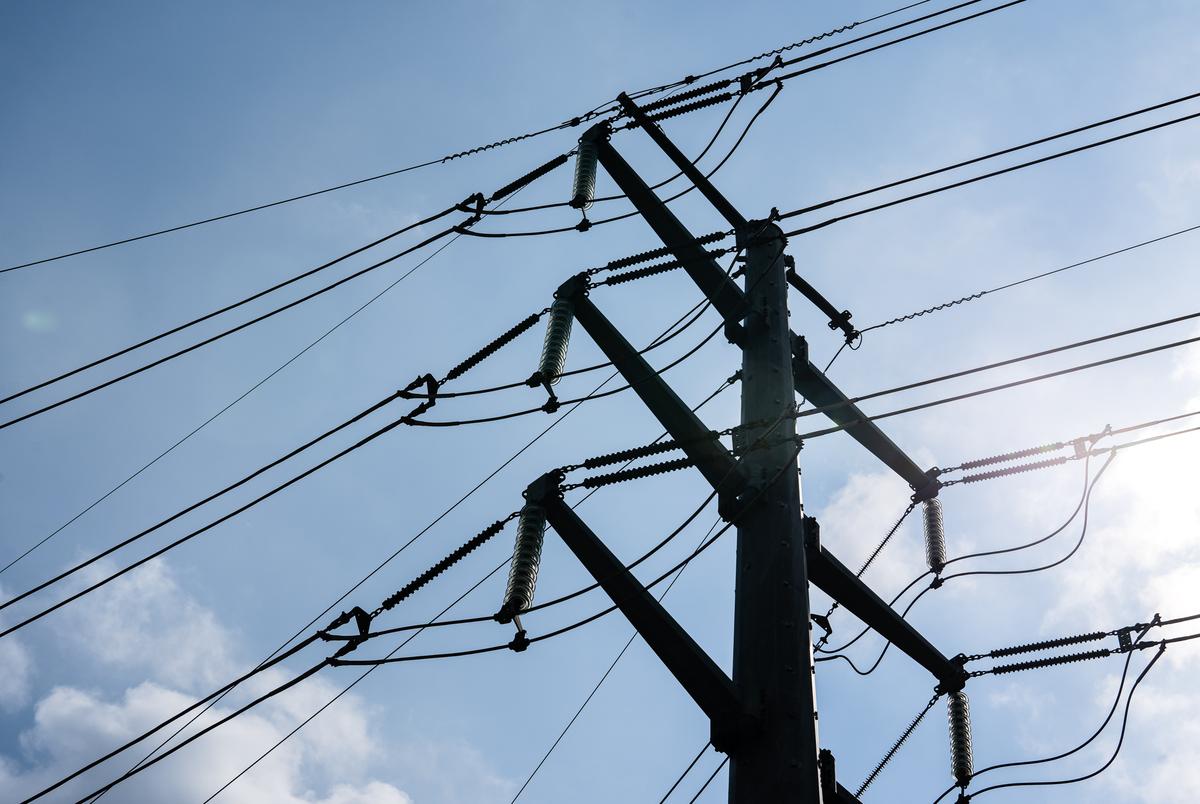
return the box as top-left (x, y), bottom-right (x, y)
top-left (535, 298), bottom-right (574, 386)
top-left (923, 498), bottom-right (947, 574)
top-left (497, 504), bottom-right (548, 623)
top-left (569, 137), bottom-right (600, 209)
top-left (947, 691), bottom-right (974, 788)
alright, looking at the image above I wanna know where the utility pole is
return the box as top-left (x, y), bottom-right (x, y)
top-left (503, 91), bottom-right (962, 804)
top-left (730, 222), bottom-right (822, 801)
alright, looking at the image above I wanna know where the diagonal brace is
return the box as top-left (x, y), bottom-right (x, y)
top-left (528, 474), bottom-right (751, 752)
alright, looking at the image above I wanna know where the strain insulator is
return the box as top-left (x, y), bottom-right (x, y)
top-left (534, 299), bottom-right (574, 387)
top-left (378, 519), bottom-right (509, 612)
top-left (491, 153), bottom-right (570, 202)
top-left (444, 312), bottom-right (542, 382)
top-left (923, 498), bottom-right (947, 574)
top-left (601, 249), bottom-right (731, 286)
top-left (580, 436), bottom-right (707, 470)
top-left (955, 441), bottom-right (1066, 471)
top-left (988, 630), bottom-right (1109, 658)
top-left (958, 455), bottom-right (1070, 484)
top-left (639, 78), bottom-right (734, 112)
top-left (569, 137), bottom-right (600, 210)
top-left (626, 93), bottom-right (735, 127)
top-left (575, 456), bottom-right (695, 489)
top-left (600, 231), bottom-right (729, 272)
top-left (989, 648), bottom-right (1111, 675)
top-left (947, 691), bottom-right (974, 788)
top-left (496, 504), bottom-right (548, 624)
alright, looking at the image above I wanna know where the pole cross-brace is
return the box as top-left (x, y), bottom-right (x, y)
top-left (555, 274), bottom-right (746, 513)
top-left (804, 517), bottom-right (965, 691)
top-left (819, 749), bottom-right (865, 804)
top-left (792, 334), bottom-right (936, 493)
top-left (526, 473), bottom-right (755, 753)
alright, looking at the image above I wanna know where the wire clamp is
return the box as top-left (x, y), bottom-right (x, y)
top-left (507, 627), bottom-right (531, 653)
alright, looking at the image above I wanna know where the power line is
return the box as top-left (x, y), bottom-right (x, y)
top-left (781, 102), bottom-right (1200, 236)
top-left (859, 222), bottom-right (1200, 333)
top-left (0, 223), bottom-right (459, 430)
top-left (0, 0), bottom-right (919, 275)
top-left (658, 743), bottom-right (714, 803)
top-left (0, 225), bottom-right (473, 579)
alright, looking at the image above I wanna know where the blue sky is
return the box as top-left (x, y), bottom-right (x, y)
top-left (3, 1), bottom-right (1200, 802)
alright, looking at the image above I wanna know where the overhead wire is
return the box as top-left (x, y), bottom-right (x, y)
top-left (88, 299), bottom-right (742, 800)
top-left (0, 223), bottom-right (461, 430)
top-left (780, 101), bottom-right (1200, 236)
top-left (658, 743), bottom-right (713, 804)
top-left (0, 0), bottom-right (940, 275)
top-left (859, 222), bottom-right (1200, 334)
top-left (1, 223), bottom-right (476, 579)
top-left (0, 205), bottom-right (458, 407)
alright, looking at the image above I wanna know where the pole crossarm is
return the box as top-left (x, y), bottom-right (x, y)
top-left (527, 474), bottom-right (752, 752)
top-left (615, 92), bottom-right (749, 231)
top-left (804, 517), bottom-right (965, 690)
top-left (556, 275), bottom-right (746, 505)
top-left (586, 124), bottom-right (749, 326)
top-left (792, 336), bottom-right (936, 493)
top-left (590, 121), bottom-right (933, 494)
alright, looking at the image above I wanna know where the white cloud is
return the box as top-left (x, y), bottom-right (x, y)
top-left (0, 558), bottom-right (511, 803)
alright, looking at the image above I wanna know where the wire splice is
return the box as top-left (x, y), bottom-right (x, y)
top-left (570, 457), bottom-right (696, 490)
top-left (496, 504), bottom-right (548, 624)
top-left (923, 498), bottom-right (947, 574)
top-left (443, 312), bottom-right (543, 383)
top-left (947, 691), bottom-right (974, 789)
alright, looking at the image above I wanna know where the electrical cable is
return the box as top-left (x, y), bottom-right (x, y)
top-left (0, 206), bottom-right (456, 407)
top-left (796, 309), bottom-right (1200, 423)
top-left (3, 218), bottom-right (730, 627)
top-left (817, 452), bottom-right (1115, 675)
top-left (459, 82), bottom-right (784, 238)
top-left (101, 312), bottom-right (739, 801)
top-left (1, 0), bottom-right (901, 273)
top-left (3, 85), bottom-right (774, 425)
top-left (508, 515), bottom-right (724, 803)
top-left (687, 755), bottom-right (730, 803)
top-left (860, 222), bottom-right (1200, 333)
top-left (780, 103), bottom-right (1200, 237)
top-left (658, 743), bottom-right (713, 804)
top-left (0, 224), bottom-right (459, 430)
top-left (794, 330), bottom-right (1200, 442)
top-left (1, 224), bottom-right (473, 579)
top-left (959, 643), bottom-right (1166, 801)
top-left (929, 630), bottom-right (1149, 802)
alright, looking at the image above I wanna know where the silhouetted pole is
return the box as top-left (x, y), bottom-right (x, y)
top-left (729, 221), bottom-right (822, 802)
